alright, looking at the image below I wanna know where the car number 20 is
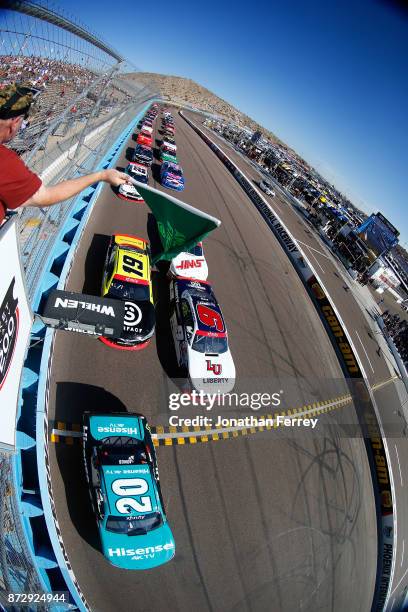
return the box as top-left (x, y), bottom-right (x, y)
top-left (112, 478), bottom-right (152, 513)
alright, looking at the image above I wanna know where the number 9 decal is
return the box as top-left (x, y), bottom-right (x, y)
top-left (196, 304), bottom-right (224, 332)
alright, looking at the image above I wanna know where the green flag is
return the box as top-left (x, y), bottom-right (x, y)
top-left (132, 182), bottom-right (221, 263)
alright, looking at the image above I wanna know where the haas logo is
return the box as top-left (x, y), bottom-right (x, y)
top-left (206, 360), bottom-right (222, 376)
top-left (176, 259), bottom-right (203, 270)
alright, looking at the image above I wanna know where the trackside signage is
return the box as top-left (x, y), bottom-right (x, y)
top-left (0, 218), bottom-right (33, 451)
top-left (181, 111), bottom-right (395, 612)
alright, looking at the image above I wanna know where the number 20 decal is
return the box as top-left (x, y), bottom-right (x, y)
top-left (112, 478), bottom-right (152, 514)
top-left (122, 255), bottom-right (144, 277)
top-left (196, 304), bottom-right (224, 332)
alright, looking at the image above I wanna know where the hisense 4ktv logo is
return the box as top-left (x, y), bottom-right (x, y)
top-left (0, 279), bottom-right (19, 390)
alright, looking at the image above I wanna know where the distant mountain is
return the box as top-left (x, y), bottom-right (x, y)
top-left (126, 71), bottom-right (284, 145)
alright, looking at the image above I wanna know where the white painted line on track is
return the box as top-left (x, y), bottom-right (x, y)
top-left (306, 246), bottom-right (325, 274)
top-left (395, 444), bottom-right (404, 487)
top-left (296, 239), bottom-right (332, 260)
top-left (390, 565), bottom-right (408, 598)
top-left (390, 597), bottom-right (395, 611)
top-left (401, 540), bottom-right (405, 567)
top-left (355, 330), bottom-right (375, 374)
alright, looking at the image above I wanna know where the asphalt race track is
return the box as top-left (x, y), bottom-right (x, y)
top-left (47, 109), bottom-right (377, 611)
top-left (188, 112), bottom-right (408, 610)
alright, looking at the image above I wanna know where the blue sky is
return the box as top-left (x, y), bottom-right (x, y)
top-left (63, 1), bottom-right (408, 243)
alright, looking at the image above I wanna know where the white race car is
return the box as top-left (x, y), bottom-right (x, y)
top-left (141, 124), bottom-right (153, 133)
top-left (168, 242), bottom-right (208, 281)
top-left (117, 182), bottom-right (144, 202)
top-left (259, 179), bottom-right (275, 197)
top-left (169, 277), bottom-right (235, 393)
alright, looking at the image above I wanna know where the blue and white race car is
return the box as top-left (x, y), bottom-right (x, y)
top-left (169, 277), bottom-right (235, 392)
top-left (160, 161), bottom-right (185, 191)
top-left (83, 413), bottom-right (175, 570)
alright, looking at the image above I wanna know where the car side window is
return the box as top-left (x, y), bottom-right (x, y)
top-left (106, 248), bottom-right (116, 282)
top-left (181, 299), bottom-right (194, 328)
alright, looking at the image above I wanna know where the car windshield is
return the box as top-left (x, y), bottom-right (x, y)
top-left (192, 333), bottom-right (228, 354)
top-left (108, 279), bottom-right (149, 302)
top-left (98, 438), bottom-right (147, 466)
top-left (106, 513), bottom-right (163, 535)
top-left (168, 167), bottom-right (182, 177)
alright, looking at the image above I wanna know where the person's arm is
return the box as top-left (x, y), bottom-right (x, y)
top-left (21, 168), bottom-right (130, 208)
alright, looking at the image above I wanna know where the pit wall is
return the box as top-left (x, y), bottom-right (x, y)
top-left (179, 110), bottom-right (395, 612)
top-left (13, 100), bottom-right (154, 611)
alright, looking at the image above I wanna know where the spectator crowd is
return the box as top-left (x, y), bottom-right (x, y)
top-left (0, 55), bottom-right (132, 154)
top-left (0, 55), bottom-right (95, 91)
top-left (382, 311), bottom-right (408, 368)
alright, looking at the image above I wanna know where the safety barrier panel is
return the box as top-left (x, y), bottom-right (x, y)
top-left (11, 100), bottom-right (154, 611)
top-left (180, 110), bottom-right (396, 612)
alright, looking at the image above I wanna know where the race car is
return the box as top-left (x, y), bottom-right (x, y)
top-left (137, 130), bottom-right (153, 147)
top-left (125, 162), bottom-right (148, 184)
top-left (168, 242), bottom-right (208, 281)
top-left (259, 179), bottom-right (276, 197)
top-left (160, 161), bottom-right (184, 191)
top-left (169, 277), bottom-right (235, 392)
top-left (83, 412), bottom-right (175, 570)
top-left (117, 182), bottom-right (144, 202)
top-left (132, 144), bottom-right (153, 166)
top-left (163, 131), bottom-right (175, 141)
top-left (160, 144), bottom-right (178, 164)
top-left (100, 234), bottom-right (155, 350)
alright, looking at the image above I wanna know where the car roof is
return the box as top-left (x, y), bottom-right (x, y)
top-left (102, 465), bottom-right (160, 517)
top-left (128, 162), bottom-right (147, 172)
top-left (115, 248), bottom-right (150, 284)
top-left (174, 278), bottom-right (226, 331)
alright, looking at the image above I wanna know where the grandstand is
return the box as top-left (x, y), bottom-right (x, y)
top-left (1, 0), bottom-right (158, 284)
top-left (0, 7), bottom-right (158, 603)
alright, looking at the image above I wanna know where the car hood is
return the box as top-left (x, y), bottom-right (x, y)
top-left (118, 301), bottom-right (155, 342)
top-left (119, 184), bottom-right (142, 198)
top-left (188, 347), bottom-right (236, 393)
top-left (165, 173), bottom-right (184, 182)
top-left (100, 522), bottom-right (175, 570)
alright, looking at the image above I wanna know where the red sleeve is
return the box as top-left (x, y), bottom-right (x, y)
top-left (0, 145), bottom-right (42, 214)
